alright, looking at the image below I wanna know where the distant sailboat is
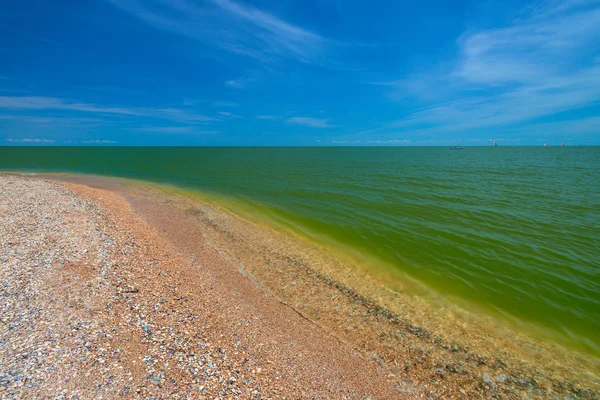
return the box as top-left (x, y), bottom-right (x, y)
top-left (494, 141), bottom-right (497, 147)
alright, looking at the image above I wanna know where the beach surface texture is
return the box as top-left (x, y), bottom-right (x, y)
top-left (1, 174), bottom-right (598, 399)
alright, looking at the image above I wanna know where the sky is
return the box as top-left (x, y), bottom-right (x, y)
top-left (1, 0), bottom-right (599, 146)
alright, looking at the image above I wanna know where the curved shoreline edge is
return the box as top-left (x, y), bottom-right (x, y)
top-left (2, 172), bottom-right (599, 398)
top-left (26, 170), bottom-right (600, 357)
top-left (1, 174), bottom-right (407, 399)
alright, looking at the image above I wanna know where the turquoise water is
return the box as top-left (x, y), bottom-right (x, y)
top-left (1, 146), bottom-right (599, 354)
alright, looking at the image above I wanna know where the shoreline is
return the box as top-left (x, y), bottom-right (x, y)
top-left (162, 181), bottom-right (600, 358)
top-left (1, 173), bottom-right (599, 398)
top-left (19, 171), bottom-right (598, 357)
top-left (1, 174), bottom-right (408, 399)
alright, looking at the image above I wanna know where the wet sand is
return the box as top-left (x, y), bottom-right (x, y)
top-left (1, 174), bottom-right (599, 399)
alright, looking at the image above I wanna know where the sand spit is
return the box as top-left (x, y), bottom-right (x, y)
top-left (1, 174), bottom-right (598, 399)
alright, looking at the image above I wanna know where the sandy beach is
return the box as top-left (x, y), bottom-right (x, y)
top-left (1, 174), bottom-right (598, 399)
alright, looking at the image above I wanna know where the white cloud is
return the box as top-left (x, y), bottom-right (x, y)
top-left (0, 96), bottom-right (217, 123)
top-left (81, 140), bottom-right (118, 144)
top-left (331, 139), bottom-right (410, 144)
top-left (107, 0), bottom-right (327, 63)
top-left (456, 4), bottom-right (600, 86)
top-left (225, 79), bottom-right (246, 88)
top-left (213, 101), bottom-right (239, 107)
top-left (382, 1), bottom-right (600, 131)
top-left (286, 117), bottom-right (335, 128)
top-left (389, 66), bottom-right (600, 130)
top-left (367, 139), bottom-right (411, 144)
top-left (217, 111), bottom-right (242, 118)
top-left (257, 115), bottom-right (278, 120)
top-left (133, 126), bottom-right (221, 134)
top-left (0, 96), bottom-right (141, 115)
top-left (133, 126), bottom-right (194, 133)
top-left (0, 115), bottom-right (105, 124)
top-left (155, 107), bottom-right (216, 122)
top-left (6, 138), bottom-right (55, 143)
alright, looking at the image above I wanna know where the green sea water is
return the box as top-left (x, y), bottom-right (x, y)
top-left (2, 146), bottom-right (599, 355)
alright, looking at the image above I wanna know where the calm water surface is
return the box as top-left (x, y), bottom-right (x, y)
top-left (2, 146), bottom-right (599, 353)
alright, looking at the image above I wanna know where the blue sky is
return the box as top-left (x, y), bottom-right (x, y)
top-left (1, 0), bottom-right (599, 145)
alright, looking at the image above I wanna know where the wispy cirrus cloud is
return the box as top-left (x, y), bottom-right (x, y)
top-left (286, 117), bottom-right (335, 128)
top-left (0, 96), bottom-right (217, 123)
top-left (379, 1), bottom-right (600, 132)
top-left (0, 115), bottom-right (104, 123)
top-left (217, 111), bottom-right (242, 118)
top-left (389, 66), bottom-right (600, 131)
top-left (133, 126), bottom-right (221, 134)
top-left (107, 0), bottom-right (328, 63)
top-left (0, 96), bottom-right (142, 115)
top-left (133, 126), bottom-right (195, 133)
top-left (213, 100), bottom-right (239, 107)
top-left (225, 79), bottom-right (247, 88)
top-left (331, 139), bottom-right (411, 145)
top-left (256, 115), bottom-right (278, 120)
top-left (6, 138), bottom-right (55, 143)
top-left (0, 115), bottom-right (109, 129)
top-left (455, 2), bottom-right (600, 87)
top-left (155, 107), bottom-right (216, 122)
top-left (82, 140), bottom-right (118, 144)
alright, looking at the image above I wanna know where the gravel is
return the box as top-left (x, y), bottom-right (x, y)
top-left (0, 176), bottom-right (285, 398)
top-left (0, 175), bottom-right (405, 399)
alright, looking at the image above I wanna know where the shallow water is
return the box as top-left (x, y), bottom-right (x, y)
top-left (2, 146), bottom-right (599, 354)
